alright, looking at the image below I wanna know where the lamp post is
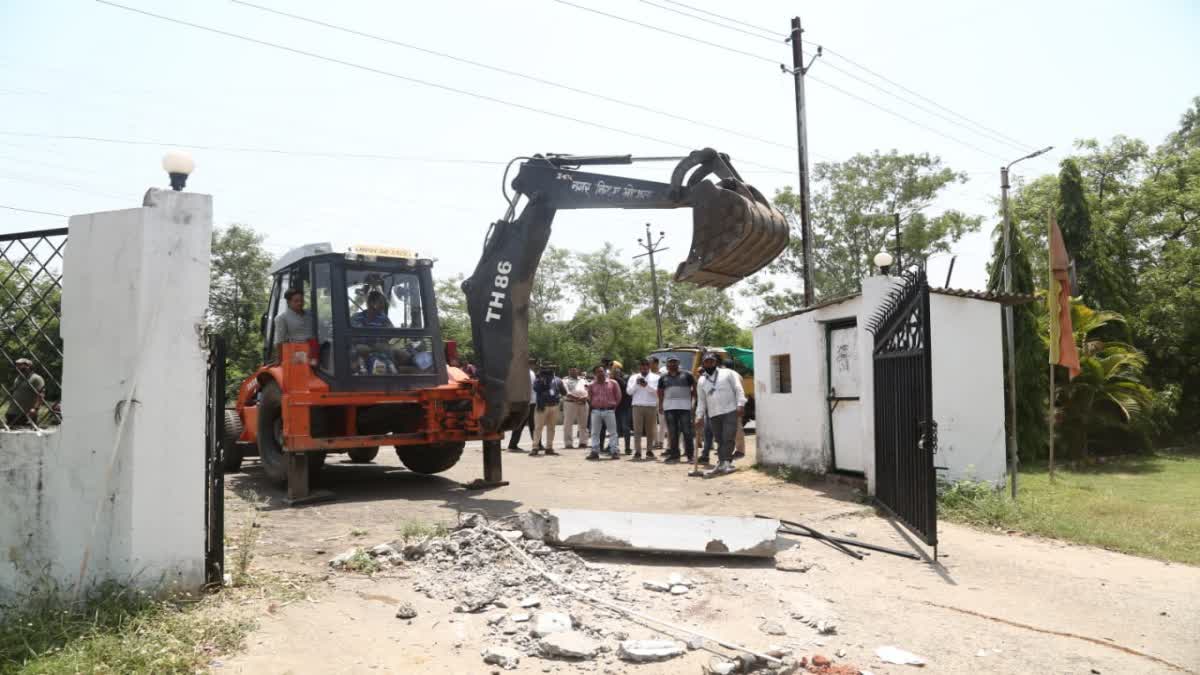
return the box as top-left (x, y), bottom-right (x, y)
top-left (1000, 145), bottom-right (1053, 498)
top-left (162, 150), bottom-right (195, 191)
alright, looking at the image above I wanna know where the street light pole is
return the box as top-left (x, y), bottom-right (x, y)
top-left (635, 223), bottom-right (668, 348)
top-left (1000, 145), bottom-right (1053, 499)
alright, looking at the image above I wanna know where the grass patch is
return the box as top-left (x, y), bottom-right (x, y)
top-left (940, 450), bottom-right (1200, 565)
top-left (0, 583), bottom-right (253, 674)
top-left (341, 550), bottom-right (382, 576)
top-left (349, 528), bottom-right (368, 538)
top-left (754, 463), bottom-right (824, 485)
top-left (396, 520), bottom-right (448, 541)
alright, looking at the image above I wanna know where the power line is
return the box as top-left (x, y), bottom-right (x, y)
top-left (0, 131), bottom-right (507, 165)
top-left (552, 0), bottom-right (778, 65)
top-left (658, 0), bottom-right (781, 38)
top-left (553, 2), bottom-right (1007, 161)
top-left (94, 1), bottom-right (796, 176)
top-left (815, 46), bottom-right (1033, 152)
top-left (637, 0), bottom-right (779, 43)
top-left (805, 73), bottom-right (1008, 161)
top-left (0, 204), bottom-right (69, 218)
top-left (233, 0), bottom-right (799, 155)
top-left (637, 0), bottom-right (1034, 153)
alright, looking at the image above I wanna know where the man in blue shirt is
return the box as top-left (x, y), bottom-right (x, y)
top-left (352, 290), bottom-right (394, 328)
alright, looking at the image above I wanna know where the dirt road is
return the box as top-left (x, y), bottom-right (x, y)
top-left (219, 440), bottom-right (1200, 674)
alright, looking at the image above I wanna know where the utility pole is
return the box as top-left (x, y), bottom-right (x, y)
top-left (893, 212), bottom-right (902, 269)
top-left (1000, 145), bottom-right (1054, 499)
top-left (635, 223), bottom-right (668, 348)
top-left (785, 17), bottom-right (820, 306)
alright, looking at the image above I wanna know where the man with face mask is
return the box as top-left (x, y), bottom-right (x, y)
top-left (693, 352), bottom-right (746, 476)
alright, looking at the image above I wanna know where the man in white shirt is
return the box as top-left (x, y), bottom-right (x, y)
top-left (561, 367), bottom-right (589, 448)
top-left (626, 359), bottom-right (660, 460)
top-left (693, 351), bottom-right (746, 475)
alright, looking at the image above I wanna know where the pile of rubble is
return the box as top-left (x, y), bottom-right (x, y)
top-left (329, 514), bottom-right (838, 674)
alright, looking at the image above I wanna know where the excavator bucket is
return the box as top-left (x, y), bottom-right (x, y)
top-left (674, 179), bottom-right (790, 289)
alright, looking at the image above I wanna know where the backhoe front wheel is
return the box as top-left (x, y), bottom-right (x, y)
top-left (257, 381), bottom-right (325, 485)
top-left (395, 442), bottom-right (464, 475)
top-left (222, 409), bottom-right (245, 473)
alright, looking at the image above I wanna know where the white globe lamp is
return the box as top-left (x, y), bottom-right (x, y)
top-left (162, 150), bottom-right (195, 191)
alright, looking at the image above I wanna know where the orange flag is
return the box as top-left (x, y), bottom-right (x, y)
top-left (1048, 213), bottom-right (1081, 379)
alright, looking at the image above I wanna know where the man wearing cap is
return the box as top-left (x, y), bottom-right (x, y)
top-left (532, 363), bottom-right (566, 456)
top-left (6, 358), bottom-right (45, 428)
top-left (693, 351), bottom-right (746, 476)
top-left (657, 356), bottom-right (696, 463)
top-left (625, 359), bottom-right (660, 460)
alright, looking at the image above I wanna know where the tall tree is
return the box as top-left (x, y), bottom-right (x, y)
top-left (1057, 159), bottom-right (1125, 311)
top-left (434, 274), bottom-right (473, 363)
top-left (1128, 97), bottom-right (1200, 433)
top-left (530, 246), bottom-right (571, 324)
top-left (756, 151), bottom-right (981, 309)
top-left (208, 224), bottom-right (272, 394)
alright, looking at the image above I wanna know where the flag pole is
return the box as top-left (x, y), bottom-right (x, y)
top-left (1048, 363), bottom-right (1056, 482)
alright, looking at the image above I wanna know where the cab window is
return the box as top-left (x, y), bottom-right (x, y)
top-left (345, 269), bottom-right (425, 329)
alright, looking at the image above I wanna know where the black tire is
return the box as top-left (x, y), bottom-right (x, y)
top-left (257, 381), bottom-right (288, 483)
top-left (222, 409), bottom-right (245, 473)
top-left (395, 442), bottom-right (465, 475)
top-left (346, 447), bottom-right (380, 463)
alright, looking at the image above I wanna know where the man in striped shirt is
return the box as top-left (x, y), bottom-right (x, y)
top-left (585, 365), bottom-right (622, 460)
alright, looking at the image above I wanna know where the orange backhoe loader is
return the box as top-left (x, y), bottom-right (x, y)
top-left (224, 148), bottom-right (787, 500)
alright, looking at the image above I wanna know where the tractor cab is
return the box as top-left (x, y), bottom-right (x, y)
top-left (262, 243), bottom-right (448, 393)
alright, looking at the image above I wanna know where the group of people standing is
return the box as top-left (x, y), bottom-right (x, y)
top-left (506, 351), bottom-right (747, 476)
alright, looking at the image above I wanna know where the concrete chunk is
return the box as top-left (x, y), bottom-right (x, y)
top-left (539, 631), bottom-right (599, 660)
top-left (533, 509), bottom-right (779, 557)
top-left (481, 645), bottom-right (521, 670)
top-left (530, 611), bottom-right (572, 637)
top-left (618, 639), bottom-right (686, 662)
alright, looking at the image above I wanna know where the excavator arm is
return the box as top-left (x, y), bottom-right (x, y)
top-left (463, 148), bottom-right (787, 433)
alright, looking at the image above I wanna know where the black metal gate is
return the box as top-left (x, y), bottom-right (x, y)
top-left (868, 268), bottom-right (937, 552)
top-left (204, 335), bottom-right (226, 586)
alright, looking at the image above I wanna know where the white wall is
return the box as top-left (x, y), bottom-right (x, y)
top-left (929, 293), bottom-right (1006, 484)
top-left (752, 275), bottom-right (1008, 491)
top-left (0, 189), bottom-right (212, 602)
top-left (753, 296), bottom-right (862, 474)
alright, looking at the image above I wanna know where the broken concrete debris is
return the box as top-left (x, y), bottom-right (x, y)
top-left (327, 547), bottom-right (358, 569)
top-left (519, 508), bottom-right (780, 557)
top-left (705, 656), bottom-right (738, 675)
top-left (530, 611), bottom-right (572, 637)
top-left (455, 582), bottom-right (499, 613)
top-left (481, 645), bottom-right (521, 670)
top-left (394, 601), bottom-right (418, 620)
top-left (669, 584), bottom-right (690, 595)
top-left (519, 595), bottom-right (542, 608)
top-left (617, 639), bottom-right (686, 663)
top-left (642, 580), bottom-right (670, 593)
top-left (538, 631), bottom-right (600, 660)
top-left (759, 620), bottom-right (787, 636)
top-left (875, 645), bottom-right (928, 666)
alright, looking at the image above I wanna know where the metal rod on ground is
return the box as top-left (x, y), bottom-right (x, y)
top-left (481, 525), bottom-right (783, 666)
top-left (777, 527), bottom-right (921, 560)
top-left (1048, 360), bottom-right (1056, 483)
top-left (754, 514), bottom-right (863, 560)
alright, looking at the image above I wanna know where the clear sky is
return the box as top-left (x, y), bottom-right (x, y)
top-left (2, 0), bottom-right (1197, 319)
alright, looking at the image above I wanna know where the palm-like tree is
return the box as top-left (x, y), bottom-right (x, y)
top-left (1042, 301), bottom-right (1154, 457)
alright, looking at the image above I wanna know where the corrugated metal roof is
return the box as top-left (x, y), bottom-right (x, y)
top-left (756, 286), bottom-right (1035, 328)
top-left (931, 287), bottom-right (1036, 305)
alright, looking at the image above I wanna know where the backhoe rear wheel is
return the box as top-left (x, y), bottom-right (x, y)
top-left (222, 409), bottom-right (245, 473)
top-left (346, 447), bottom-right (380, 463)
top-left (395, 442), bottom-right (464, 475)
